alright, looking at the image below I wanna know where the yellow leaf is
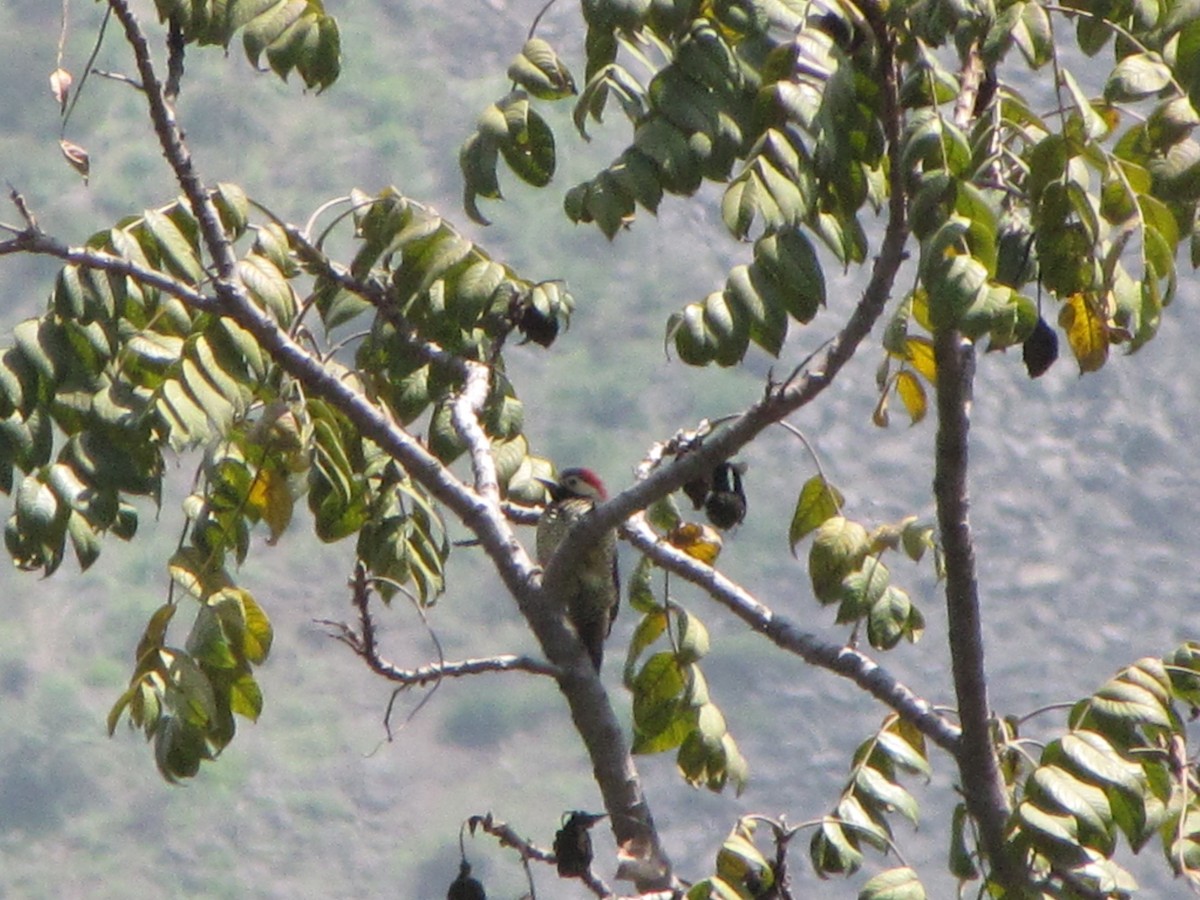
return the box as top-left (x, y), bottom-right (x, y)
top-left (904, 336), bottom-right (937, 381)
top-left (262, 468), bottom-right (294, 544)
top-left (246, 470), bottom-right (270, 515)
top-left (668, 522), bottom-right (723, 565)
top-left (1058, 292), bottom-right (1108, 373)
top-left (896, 370), bottom-right (927, 424)
top-left (911, 288), bottom-right (933, 332)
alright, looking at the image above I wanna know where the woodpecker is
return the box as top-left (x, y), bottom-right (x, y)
top-left (536, 468), bottom-right (620, 671)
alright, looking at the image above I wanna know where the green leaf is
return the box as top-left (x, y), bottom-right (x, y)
top-left (753, 228), bottom-right (825, 323)
top-left (1017, 800), bottom-right (1082, 853)
top-left (675, 608), bottom-right (710, 664)
top-left (789, 475), bottom-right (844, 549)
top-left (867, 586), bottom-right (914, 650)
top-left (1166, 642), bottom-right (1200, 707)
top-left (1105, 53), bottom-right (1174, 103)
top-left (1091, 677), bottom-right (1173, 728)
top-left (809, 516), bottom-right (869, 604)
top-left (668, 302), bottom-right (719, 365)
top-left (239, 0), bottom-right (341, 90)
top-left (1060, 68), bottom-right (1109, 140)
top-left (877, 728), bottom-right (931, 779)
top-left (507, 38), bottom-right (576, 100)
top-left (154, 715), bottom-right (209, 783)
top-left (1051, 731), bottom-right (1146, 797)
top-left (725, 265), bottom-right (786, 357)
top-left (858, 867), bottom-right (926, 900)
top-left (634, 116), bottom-right (701, 194)
top-left (228, 671), bottom-right (264, 720)
top-left (855, 765), bottom-right (919, 826)
top-left (460, 133), bottom-right (502, 225)
top-left (632, 698), bottom-right (691, 754)
top-left (686, 878), bottom-right (743, 900)
top-left (498, 95), bottom-right (556, 188)
top-left (142, 208), bottom-right (204, 285)
top-left (1028, 765), bottom-right (1115, 852)
top-left (627, 554), bottom-right (661, 615)
top-left (238, 253), bottom-right (296, 324)
top-left (715, 821), bottom-right (771, 890)
top-left (810, 818), bottom-right (864, 876)
top-left (66, 510), bottom-right (101, 570)
top-left (624, 610), bottom-right (668, 688)
top-left (838, 557), bottom-right (890, 623)
top-left (949, 803), bottom-right (979, 879)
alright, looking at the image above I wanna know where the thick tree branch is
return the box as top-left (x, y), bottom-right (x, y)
top-left (537, 25), bottom-right (909, 885)
top-left (625, 517), bottom-right (961, 753)
top-left (931, 39), bottom-right (1024, 891)
top-left (933, 329), bottom-right (1018, 888)
top-left (104, 3), bottom-right (672, 887)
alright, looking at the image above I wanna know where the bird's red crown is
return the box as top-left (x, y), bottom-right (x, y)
top-left (556, 467), bottom-right (608, 501)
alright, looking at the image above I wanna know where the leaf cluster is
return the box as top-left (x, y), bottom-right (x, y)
top-left (792, 475), bottom-right (934, 652)
top-left (152, 0), bottom-right (340, 89)
top-left (997, 644), bottom-right (1200, 897)
top-left (624, 556), bottom-right (748, 795)
top-left (3, 168), bottom-right (578, 778)
top-left (810, 716), bottom-right (931, 883)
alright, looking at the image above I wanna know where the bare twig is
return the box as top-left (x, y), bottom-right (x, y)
top-left (0, 224), bottom-right (217, 311)
top-left (468, 811), bottom-right (555, 864)
top-left (315, 567), bottom-right (558, 687)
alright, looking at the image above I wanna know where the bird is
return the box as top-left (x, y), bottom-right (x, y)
top-left (536, 467), bottom-right (620, 671)
top-left (704, 461), bottom-right (747, 530)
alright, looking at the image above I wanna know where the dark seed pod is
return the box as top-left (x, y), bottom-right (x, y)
top-left (447, 859), bottom-right (486, 900)
top-left (554, 811), bottom-right (605, 878)
top-left (1023, 317), bottom-right (1058, 378)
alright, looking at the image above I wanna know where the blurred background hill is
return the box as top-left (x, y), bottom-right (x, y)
top-left (0, 2), bottom-right (1196, 897)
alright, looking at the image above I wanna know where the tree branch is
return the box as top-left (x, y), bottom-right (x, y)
top-left (545, 18), bottom-right (910, 591)
top-left (104, 4), bottom-right (673, 887)
top-left (933, 329), bottom-right (1018, 888)
top-left (625, 517), bottom-right (961, 753)
top-left (0, 226), bottom-right (217, 312)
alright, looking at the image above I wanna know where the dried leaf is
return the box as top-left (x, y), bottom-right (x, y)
top-left (50, 68), bottom-right (72, 113)
top-left (59, 139), bottom-right (90, 184)
top-left (668, 522), bottom-right (723, 565)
